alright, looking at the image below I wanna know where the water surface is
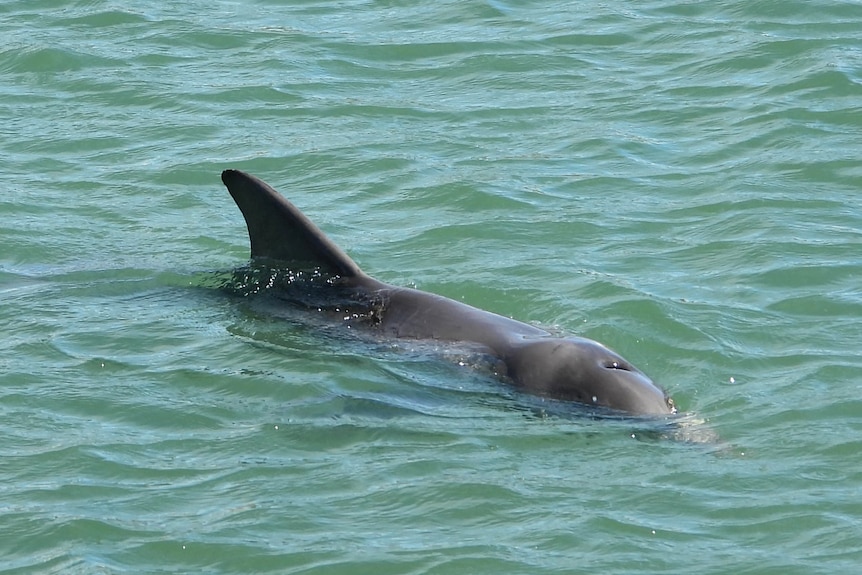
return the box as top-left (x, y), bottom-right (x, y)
top-left (2, 1), bottom-right (862, 573)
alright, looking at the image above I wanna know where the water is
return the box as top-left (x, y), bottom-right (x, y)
top-left (2, 0), bottom-right (861, 573)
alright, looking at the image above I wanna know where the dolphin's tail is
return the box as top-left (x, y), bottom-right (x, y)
top-left (221, 169), bottom-right (362, 278)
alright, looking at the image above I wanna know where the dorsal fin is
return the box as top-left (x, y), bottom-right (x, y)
top-left (221, 169), bottom-right (362, 278)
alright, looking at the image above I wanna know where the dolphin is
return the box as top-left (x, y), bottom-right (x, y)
top-left (221, 169), bottom-right (675, 417)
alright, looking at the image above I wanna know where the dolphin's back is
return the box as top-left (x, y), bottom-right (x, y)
top-left (220, 169), bottom-right (674, 416)
top-left (221, 169), bottom-right (362, 278)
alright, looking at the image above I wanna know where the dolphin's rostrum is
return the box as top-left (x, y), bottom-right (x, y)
top-left (221, 169), bottom-right (675, 416)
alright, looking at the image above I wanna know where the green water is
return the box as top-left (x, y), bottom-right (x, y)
top-left (2, 0), bottom-right (861, 573)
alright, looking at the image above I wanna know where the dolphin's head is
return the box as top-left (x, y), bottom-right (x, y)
top-left (506, 337), bottom-right (674, 416)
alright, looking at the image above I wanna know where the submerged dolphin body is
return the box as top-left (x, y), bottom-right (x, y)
top-left (221, 169), bottom-right (675, 416)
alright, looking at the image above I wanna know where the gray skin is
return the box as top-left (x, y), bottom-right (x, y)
top-left (221, 169), bottom-right (675, 417)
